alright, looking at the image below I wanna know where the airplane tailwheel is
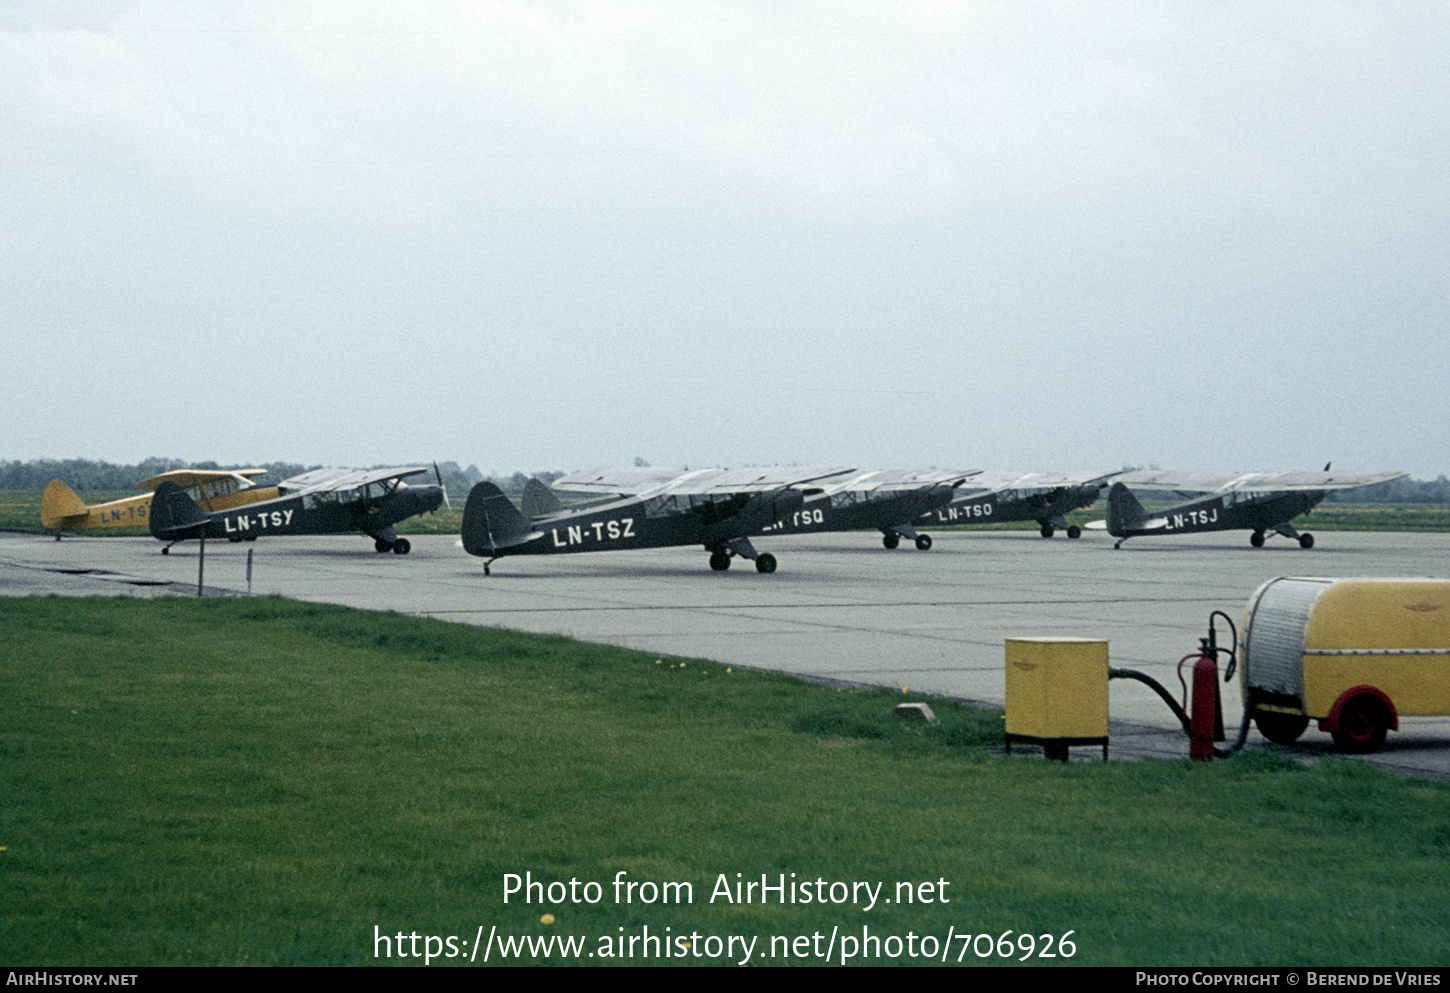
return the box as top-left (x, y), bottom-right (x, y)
top-left (882, 533), bottom-right (900, 549)
top-left (161, 547), bottom-right (170, 555)
top-left (1040, 524), bottom-right (1055, 538)
top-left (755, 553), bottom-right (777, 574)
top-left (392, 538), bottom-right (411, 555)
top-left (915, 534), bottom-right (932, 551)
top-left (1250, 531), bottom-right (1265, 547)
top-left (375, 538), bottom-right (391, 553)
top-left (1299, 533), bottom-right (1314, 549)
top-left (709, 551), bottom-right (730, 571)
top-left (1067, 525), bottom-right (1082, 539)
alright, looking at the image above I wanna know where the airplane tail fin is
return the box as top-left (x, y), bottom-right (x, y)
top-left (148, 481), bottom-right (211, 541)
top-left (1106, 482), bottom-right (1149, 538)
top-left (41, 480), bottom-right (90, 530)
top-left (520, 477), bottom-right (565, 519)
top-left (461, 482), bottom-right (538, 555)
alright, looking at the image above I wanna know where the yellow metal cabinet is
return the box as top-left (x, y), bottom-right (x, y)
top-left (1004, 638), bottom-right (1109, 760)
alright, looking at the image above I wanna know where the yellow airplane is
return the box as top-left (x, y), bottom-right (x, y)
top-left (41, 469), bottom-right (281, 536)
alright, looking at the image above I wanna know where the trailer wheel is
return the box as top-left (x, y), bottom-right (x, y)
top-left (1254, 711), bottom-right (1309, 745)
top-left (1332, 695), bottom-right (1390, 754)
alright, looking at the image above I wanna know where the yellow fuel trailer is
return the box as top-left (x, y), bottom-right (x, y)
top-left (1239, 578), bottom-right (1450, 752)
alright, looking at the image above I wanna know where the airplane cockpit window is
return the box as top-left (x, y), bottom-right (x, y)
top-left (830, 491), bottom-right (861, 509)
top-left (645, 495), bottom-right (686, 518)
top-left (688, 492), bottom-right (749, 526)
top-left (303, 488), bottom-right (359, 509)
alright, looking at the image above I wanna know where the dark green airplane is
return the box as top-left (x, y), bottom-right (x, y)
top-left (756, 468), bottom-right (980, 549)
top-left (525, 467), bottom-right (980, 552)
top-left (149, 466), bottom-right (446, 554)
top-left (1096, 469), bottom-right (1407, 548)
top-left (461, 466), bottom-right (855, 574)
top-left (912, 471), bottom-right (1121, 540)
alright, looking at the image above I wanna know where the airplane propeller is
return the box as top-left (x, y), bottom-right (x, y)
top-left (434, 461), bottom-right (452, 511)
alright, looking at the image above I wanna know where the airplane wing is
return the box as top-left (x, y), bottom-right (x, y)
top-left (819, 468), bottom-right (981, 494)
top-left (135, 468), bottom-right (270, 491)
top-left (650, 466), bottom-right (857, 496)
top-left (553, 465), bottom-right (858, 498)
top-left (550, 467), bottom-right (691, 495)
top-left (954, 470), bottom-right (1122, 495)
top-left (278, 466), bottom-right (429, 494)
top-left (1115, 470), bottom-right (1407, 493)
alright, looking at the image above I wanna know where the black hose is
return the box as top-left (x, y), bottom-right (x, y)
top-left (1219, 687), bottom-right (1256, 757)
top-left (1208, 610), bottom-right (1239, 681)
top-left (1108, 668), bottom-right (1190, 734)
top-left (1109, 665), bottom-right (1256, 758)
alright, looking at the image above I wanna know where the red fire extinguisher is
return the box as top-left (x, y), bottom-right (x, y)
top-left (1188, 651), bottom-right (1224, 761)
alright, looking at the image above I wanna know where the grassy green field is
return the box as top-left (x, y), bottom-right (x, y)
top-left (4, 595), bottom-right (1450, 967)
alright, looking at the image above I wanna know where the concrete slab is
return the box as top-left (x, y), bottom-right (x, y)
top-left (4, 527), bottom-right (1449, 777)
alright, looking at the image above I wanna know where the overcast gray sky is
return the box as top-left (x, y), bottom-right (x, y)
top-left (5, 2), bottom-right (1447, 478)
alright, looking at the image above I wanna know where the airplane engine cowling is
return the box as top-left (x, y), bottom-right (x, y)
top-left (921, 484), bottom-right (956, 514)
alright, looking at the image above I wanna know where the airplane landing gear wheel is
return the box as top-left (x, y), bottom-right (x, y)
top-left (1067, 525), bottom-right (1082, 539)
top-left (375, 538), bottom-right (392, 553)
top-left (915, 534), bottom-right (932, 550)
top-left (709, 551), bottom-right (730, 571)
top-left (161, 547), bottom-right (170, 555)
top-left (882, 533), bottom-right (900, 549)
top-left (1040, 524), bottom-right (1055, 538)
top-left (1299, 533), bottom-right (1315, 549)
top-left (1333, 696), bottom-right (1389, 753)
top-left (1254, 711), bottom-right (1309, 745)
top-left (755, 553), bottom-right (777, 574)
top-left (1250, 531), bottom-right (1265, 547)
top-left (392, 538), bottom-right (411, 554)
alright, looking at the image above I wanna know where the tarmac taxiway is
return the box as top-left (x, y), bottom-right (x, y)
top-left (4, 527), bottom-right (1448, 777)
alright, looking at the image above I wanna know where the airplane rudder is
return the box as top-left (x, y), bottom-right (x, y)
top-left (1106, 482), bottom-right (1146, 536)
top-left (520, 477), bottom-right (564, 518)
top-left (41, 480), bottom-right (89, 528)
top-left (148, 481), bottom-right (209, 538)
top-left (464, 481), bottom-right (522, 550)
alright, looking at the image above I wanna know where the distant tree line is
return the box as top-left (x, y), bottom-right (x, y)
top-left (0, 458), bottom-right (568, 499)
top-left (0, 458), bottom-right (322, 491)
top-left (1322, 476), bottom-right (1450, 504)
top-left (433, 463), bottom-right (567, 497)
